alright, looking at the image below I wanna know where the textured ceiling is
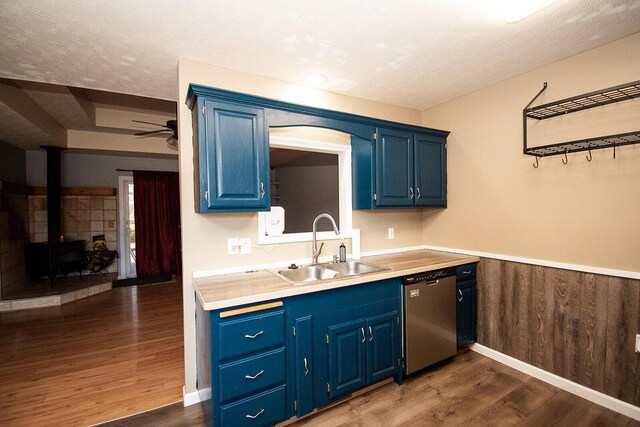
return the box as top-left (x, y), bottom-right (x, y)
top-left (1, 1), bottom-right (639, 111)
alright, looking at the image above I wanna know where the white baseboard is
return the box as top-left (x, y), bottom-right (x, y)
top-left (470, 343), bottom-right (640, 421)
top-left (183, 385), bottom-right (207, 407)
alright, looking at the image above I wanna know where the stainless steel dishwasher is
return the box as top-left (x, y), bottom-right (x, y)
top-left (403, 268), bottom-right (457, 374)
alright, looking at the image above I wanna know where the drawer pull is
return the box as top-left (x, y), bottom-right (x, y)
top-left (303, 357), bottom-right (309, 376)
top-left (368, 326), bottom-right (373, 342)
top-left (244, 331), bottom-right (264, 339)
top-left (245, 408), bottom-right (265, 419)
top-left (244, 370), bottom-right (264, 380)
top-left (463, 270), bottom-right (472, 275)
top-left (361, 327), bottom-right (365, 343)
top-left (458, 289), bottom-right (464, 302)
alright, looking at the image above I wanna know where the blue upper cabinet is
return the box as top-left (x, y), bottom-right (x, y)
top-left (187, 84), bottom-right (448, 212)
top-left (376, 129), bottom-right (414, 207)
top-left (353, 128), bottom-right (447, 209)
top-left (414, 133), bottom-right (447, 207)
top-left (192, 97), bottom-right (270, 212)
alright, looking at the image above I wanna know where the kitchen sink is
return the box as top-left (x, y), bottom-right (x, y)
top-left (274, 260), bottom-right (389, 285)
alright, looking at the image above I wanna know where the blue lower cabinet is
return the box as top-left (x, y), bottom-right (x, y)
top-left (328, 319), bottom-right (367, 398)
top-left (220, 385), bottom-right (287, 427)
top-left (326, 310), bottom-right (401, 400)
top-left (204, 279), bottom-right (403, 426)
top-left (366, 311), bottom-right (399, 384)
top-left (219, 348), bottom-right (286, 403)
top-left (294, 316), bottom-right (314, 418)
top-left (456, 263), bottom-right (478, 349)
top-left (218, 310), bottom-right (285, 361)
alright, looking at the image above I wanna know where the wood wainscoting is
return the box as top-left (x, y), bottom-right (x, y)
top-left (477, 257), bottom-right (640, 407)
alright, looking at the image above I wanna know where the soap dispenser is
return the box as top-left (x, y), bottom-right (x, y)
top-left (339, 242), bottom-right (346, 262)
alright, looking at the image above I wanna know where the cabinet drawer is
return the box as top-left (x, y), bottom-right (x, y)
top-left (220, 385), bottom-right (287, 427)
top-left (456, 263), bottom-right (476, 280)
top-left (219, 348), bottom-right (286, 403)
top-left (219, 310), bottom-right (285, 360)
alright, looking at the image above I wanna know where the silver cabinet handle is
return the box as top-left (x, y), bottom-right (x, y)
top-left (463, 270), bottom-right (471, 275)
top-left (416, 187), bottom-right (421, 199)
top-left (458, 289), bottom-right (463, 302)
top-left (361, 327), bottom-right (365, 343)
top-left (246, 408), bottom-right (265, 419)
top-left (244, 331), bottom-right (264, 339)
top-left (260, 182), bottom-right (265, 199)
top-left (244, 370), bottom-right (264, 380)
top-left (409, 187), bottom-right (414, 199)
top-left (303, 357), bottom-right (309, 376)
top-left (368, 326), bottom-right (373, 342)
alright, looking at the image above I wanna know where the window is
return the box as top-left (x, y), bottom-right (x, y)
top-left (258, 129), bottom-right (352, 244)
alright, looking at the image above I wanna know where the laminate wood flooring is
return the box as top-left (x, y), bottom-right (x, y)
top-left (99, 350), bottom-right (639, 427)
top-left (0, 280), bottom-right (184, 426)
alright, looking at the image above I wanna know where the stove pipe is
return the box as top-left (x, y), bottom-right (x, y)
top-left (41, 145), bottom-right (66, 244)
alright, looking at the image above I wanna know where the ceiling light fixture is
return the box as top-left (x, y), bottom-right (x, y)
top-left (477, 0), bottom-right (560, 23)
top-left (305, 74), bottom-right (326, 86)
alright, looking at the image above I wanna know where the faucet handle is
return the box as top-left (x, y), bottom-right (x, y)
top-left (333, 255), bottom-right (339, 263)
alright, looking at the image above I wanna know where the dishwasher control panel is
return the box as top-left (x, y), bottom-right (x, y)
top-left (403, 268), bottom-right (455, 285)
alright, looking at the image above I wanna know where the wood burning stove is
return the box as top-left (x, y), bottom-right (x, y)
top-left (25, 240), bottom-right (85, 282)
top-left (24, 146), bottom-right (85, 285)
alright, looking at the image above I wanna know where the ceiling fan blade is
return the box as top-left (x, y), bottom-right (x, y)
top-left (134, 129), bottom-right (170, 136)
top-left (132, 119), bottom-right (167, 127)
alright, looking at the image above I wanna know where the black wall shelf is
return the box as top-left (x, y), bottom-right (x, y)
top-left (523, 80), bottom-right (640, 162)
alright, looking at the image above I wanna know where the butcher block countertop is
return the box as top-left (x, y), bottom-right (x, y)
top-left (194, 249), bottom-right (479, 311)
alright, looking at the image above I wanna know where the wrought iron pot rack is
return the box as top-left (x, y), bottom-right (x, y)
top-left (523, 80), bottom-right (640, 167)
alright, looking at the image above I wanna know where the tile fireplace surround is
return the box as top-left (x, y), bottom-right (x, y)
top-left (28, 194), bottom-right (117, 273)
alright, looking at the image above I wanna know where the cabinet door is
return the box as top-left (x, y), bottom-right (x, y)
top-left (366, 311), bottom-right (399, 384)
top-left (375, 128), bottom-right (414, 207)
top-left (456, 280), bottom-right (477, 349)
top-left (414, 134), bottom-right (446, 207)
top-left (327, 319), bottom-right (367, 399)
top-left (294, 316), bottom-right (314, 418)
top-left (202, 99), bottom-right (270, 211)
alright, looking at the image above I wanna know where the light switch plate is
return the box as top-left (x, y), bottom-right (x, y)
top-left (388, 228), bottom-right (395, 239)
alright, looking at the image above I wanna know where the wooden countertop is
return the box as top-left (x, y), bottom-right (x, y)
top-left (193, 249), bottom-right (479, 310)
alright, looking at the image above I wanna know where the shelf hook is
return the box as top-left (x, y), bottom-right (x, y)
top-left (586, 145), bottom-right (592, 162)
top-left (562, 149), bottom-right (568, 165)
top-left (533, 156), bottom-right (540, 168)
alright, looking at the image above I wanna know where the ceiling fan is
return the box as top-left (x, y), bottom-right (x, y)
top-left (133, 119), bottom-right (178, 148)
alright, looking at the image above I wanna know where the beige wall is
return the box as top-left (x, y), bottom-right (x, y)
top-left (421, 32), bottom-right (640, 273)
top-left (177, 60), bottom-right (424, 394)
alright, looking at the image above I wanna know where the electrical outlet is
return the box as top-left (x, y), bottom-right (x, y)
top-left (388, 227), bottom-right (395, 240)
top-left (636, 334), bottom-right (640, 353)
top-left (228, 238), bottom-right (252, 255)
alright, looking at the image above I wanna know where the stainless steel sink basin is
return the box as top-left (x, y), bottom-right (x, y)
top-left (324, 260), bottom-right (386, 276)
top-left (274, 260), bottom-right (388, 285)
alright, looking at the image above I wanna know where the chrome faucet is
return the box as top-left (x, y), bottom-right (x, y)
top-left (312, 213), bottom-right (340, 264)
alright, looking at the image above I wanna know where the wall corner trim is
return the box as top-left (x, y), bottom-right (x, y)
top-left (470, 343), bottom-right (640, 421)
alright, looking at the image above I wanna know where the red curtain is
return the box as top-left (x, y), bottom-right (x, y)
top-left (133, 171), bottom-right (182, 278)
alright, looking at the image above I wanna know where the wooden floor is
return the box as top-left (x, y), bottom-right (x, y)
top-left (0, 279), bottom-right (184, 426)
top-left (100, 350), bottom-right (639, 427)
